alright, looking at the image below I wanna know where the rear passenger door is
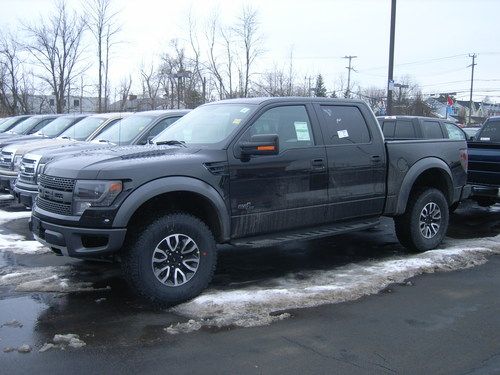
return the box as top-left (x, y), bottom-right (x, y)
top-left (315, 103), bottom-right (386, 221)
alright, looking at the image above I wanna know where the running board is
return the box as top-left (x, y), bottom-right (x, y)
top-left (230, 218), bottom-right (380, 248)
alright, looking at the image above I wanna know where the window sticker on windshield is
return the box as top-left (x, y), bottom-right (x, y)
top-left (480, 137), bottom-right (490, 141)
top-left (233, 118), bottom-right (242, 125)
top-left (240, 107), bottom-right (250, 113)
top-left (337, 129), bottom-right (349, 138)
top-left (294, 122), bottom-right (310, 141)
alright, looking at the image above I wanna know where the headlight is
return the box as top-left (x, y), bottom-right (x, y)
top-left (13, 155), bottom-right (23, 171)
top-left (73, 180), bottom-right (123, 215)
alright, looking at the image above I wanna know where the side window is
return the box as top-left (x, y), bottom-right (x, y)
top-left (320, 105), bottom-right (370, 145)
top-left (147, 116), bottom-right (181, 139)
top-left (382, 121), bottom-right (395, 139)
top-left (246, 106), bottom-right (314, 151)
top-left (96, 118), bottom-right (121, 136)
top-left (444, 123), bottom-right (465, 140)
top-left (29, 119), bottom-right (52, 134)
top-left (422, 120), bottom-right (444, 139)
top-left (394, 120), bottom-right (417, 139)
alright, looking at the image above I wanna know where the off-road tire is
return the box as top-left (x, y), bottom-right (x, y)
top-left (394, 188), bottom-right (449, 252)
top-left (121, 212), bottom-right (217, 306)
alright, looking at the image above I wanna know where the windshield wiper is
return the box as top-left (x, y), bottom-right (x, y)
top-left (155, 140), bottom-right (187, 147)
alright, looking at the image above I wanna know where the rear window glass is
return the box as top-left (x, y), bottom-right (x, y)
top-left (395, 120), bottom-right (417, 139)
top-left (382, 121), bottom-right (395, 138)
top-left (444, 123), bottom-right (465, 140)
top-left (478, 120), bottom-right (500, 142)
top-left (422, 121), bottom-right (444, 139)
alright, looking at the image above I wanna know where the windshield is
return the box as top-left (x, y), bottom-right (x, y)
top-left (477, 121), bottom-right (500, 142)
top-left (154, 104), bottom-right (257, 146)
top-left (60, 117), bottom-right (104, 141)
top-left (9, 117), bottom-right (44, 134)
top-left (0, 118), bottom-right (13, 132)
top-left (35, 117), bottom-right (78, 137)
top-left (94, 115), bottom-right (155, 145)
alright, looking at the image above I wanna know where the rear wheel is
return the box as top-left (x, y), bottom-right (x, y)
top-left (394, 188), bottom-right (449, 252)
top-left (121, 213), bottom-right (217, 306)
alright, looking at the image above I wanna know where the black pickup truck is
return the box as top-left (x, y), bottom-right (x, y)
top-left (468, 116), bottom-right (500, 206)
top-left (31, 98), bottom-right (469, 305)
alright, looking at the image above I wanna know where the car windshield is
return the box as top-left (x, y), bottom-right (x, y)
top-left (35, 117), bottom-right (78, 137)
top-left (60, 117), bottom-right (105, 141)
top-left (0, 118), bottom-right (15, 132)
top-left (94, 115), bottom-right (155, 145)
top-left (9, 117), bottom-right (42, 134)
top-left (477, 121), bottom-right (500, 142)
top-left (154, 104), bottom-right (257, 147)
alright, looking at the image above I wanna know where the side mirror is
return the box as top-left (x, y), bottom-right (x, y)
top-left (239, 134), bottom-right (279, 157)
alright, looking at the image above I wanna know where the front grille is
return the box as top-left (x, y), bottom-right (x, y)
top-left (36, 196), bottom-right (72, 216)
top-left (0, 151), bottom-right (12, 168)
top-left (18, 157), bottom-right (38, 184)
top-left (38, 174), bottom-right (76, 192)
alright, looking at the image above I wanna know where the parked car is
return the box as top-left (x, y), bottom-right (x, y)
top-left (0, 114), bottom-right (59, 142)
top-left (377, 116), bottom-right (467, 141)
top-left (31, 98), bottom-right (469, 305)
top-left (463, 126), bottom-right (481, 141)
top-left (0, 114), bottom-right (86, 190)
top-left (467, 116), bottom-right (500, 207)
top-left (4, 113), bottom-right (123, 196)
top-left (14, 110), bottom-right (188, 206)
top-left (0, 115), bottom-right (32, 134)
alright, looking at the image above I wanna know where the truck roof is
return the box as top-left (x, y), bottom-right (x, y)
top-left (212, 97), bottom-right (367, 106)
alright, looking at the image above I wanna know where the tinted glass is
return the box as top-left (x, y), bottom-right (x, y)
top-left (422, 120), bottom-right (444, 139)
top-left (155, 105), bottom-right (257, 146)
top-left (395, 120), bottom-right (417, 139)
top-left (382, 121), bottom-right (395, 138)
top-left (444, 123), bottom-right (465, 140)
top-left (95, 115), bottom-right (156, 145)
top-left (60, 117), bottom-right (105, 141)
top-left (320, 105), bottom-right (370, 144)
top-left (29, 118), bottom-right (54, 134)
top-left (478, 120), bottom-right (500, 142)
top-left (147, 116), bottom-right (181, 139)
top-left (245, 105), bottom-right (314, 151)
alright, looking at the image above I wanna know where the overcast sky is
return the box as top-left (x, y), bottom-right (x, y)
top-left (1, 0), bottom-right (499, 101)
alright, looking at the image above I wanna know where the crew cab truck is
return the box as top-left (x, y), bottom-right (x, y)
top-left (468, 116), bottom-right (500, 206)
top-left (31, 98), bottom-right (469, 305)
top-left (14, 110), bottom-right (188, 207)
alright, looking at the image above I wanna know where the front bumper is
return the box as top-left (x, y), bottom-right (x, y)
top-left (31, 214), bottom-right (127, 258)
top-left (471, 185), bottom-right (500, 202)
top-left (0, 170), bottom-right (16, 191)
top-left (13, 184), bottom-right (37, 207)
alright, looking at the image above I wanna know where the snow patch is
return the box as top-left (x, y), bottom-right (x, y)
top-left (168, 236), bottom-right (500, 334)
top-left (0, 194), bottom-right (14, 201)
top-left (0, 266), bottom-right (110, 293)
top-left (0, 210), bottom-right (31, 225)
top-left (0, 232), bottom-right (49, 254)
top-left (53, 333), bottom-right (86, 348)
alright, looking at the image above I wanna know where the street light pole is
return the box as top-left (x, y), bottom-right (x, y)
top-left (387, 0), bottom-right (397, 115)
top-left (343, 55), bottom-right (357, 98)
top-left (468, 53), bottom-right (477, 125)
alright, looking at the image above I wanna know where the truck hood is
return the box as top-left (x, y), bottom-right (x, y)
top-left (0, 134), bottom-right (46, 148)
top-left (44, 145), bottom-right (202, 179)
top-left (4, 138), bottom-right (75, 156)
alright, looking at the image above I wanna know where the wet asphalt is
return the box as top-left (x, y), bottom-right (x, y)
top-left (0, 198), bottom-right (499, 374)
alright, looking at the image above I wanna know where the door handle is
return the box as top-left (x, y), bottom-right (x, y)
top-left (371, 155), bottom-right (382, 163)
top-left (311, 158), bottom-right (326, 170)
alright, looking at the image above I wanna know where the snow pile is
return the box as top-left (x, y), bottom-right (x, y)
top-left (0, 266), bottom-right (110, 293)
top-left (0, 210), bottom-right (31, 225)
top-left (0, 194), bottom-right (14, 201)
top-left (0, 209), bottom-right (50, 254)
top-left (39, 334), bottom-right (86, 352)
top-left (168, 235), bottom-right (500, 334)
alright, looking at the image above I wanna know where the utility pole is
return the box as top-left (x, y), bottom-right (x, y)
top-left (343, 55), bottom-right (357, 98)
top-left (387, 0), bottom-right (397, 115)
top-left (468, 53), bottom-right (477, 125)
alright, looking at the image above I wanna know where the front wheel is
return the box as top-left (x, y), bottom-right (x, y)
top-left (121, 213), bottom-right (217, 306)
top-left (394, 188), bottom-right (449, 252)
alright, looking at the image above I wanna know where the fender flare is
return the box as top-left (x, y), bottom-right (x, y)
top-left (113, 176), bottom-right (230, 241)
top-left (395, 157), bottom-right (453, 215)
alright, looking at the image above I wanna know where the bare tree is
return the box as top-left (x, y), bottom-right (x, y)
top-left (85, 0), bottom-right (120, 112)
top-left (24, 1), bottom-right (87, 114)
top-left (139, 62), bottom-right (161, 110)
top-left (117, 75), bottom-right (132, 111)
top-left (233, 6), bottom-right (263, 97)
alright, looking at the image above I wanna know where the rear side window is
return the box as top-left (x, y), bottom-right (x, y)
top-left (382, 121), bottom-right (395, 139)
top-left (422, 120), bottom-right (444, 139)
top-left (478, 120), bottom-right (500, 142)
top-left (444, 123), bottom-right (465, 140)
top-left (320, 105), bottom-right (371, 145)
top-left (148, 116), bottom-right (182, 138)
top-left (394, 120), bottom-right (417, 139)
top-left (28, 118), bottom-right (54, 134)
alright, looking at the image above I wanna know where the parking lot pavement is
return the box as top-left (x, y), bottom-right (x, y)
top-left (0, 197), bottom-right (499, 374)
